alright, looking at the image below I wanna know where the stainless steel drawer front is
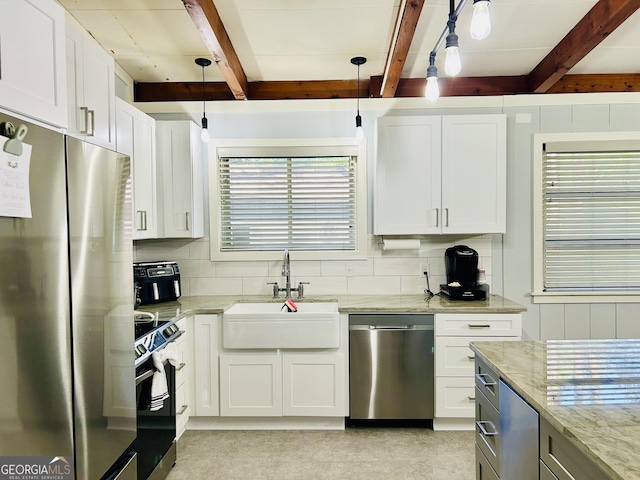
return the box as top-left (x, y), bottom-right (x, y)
top-left (475, 357), bottom-right (499, 410)
top-left (475, 386), bottom-right (500, 476)
top-left (476, 445), bottom-right (499, 480)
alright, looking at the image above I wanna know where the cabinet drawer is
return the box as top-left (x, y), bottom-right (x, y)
top-left (436, 314), bottom-right (521, 337)
top-left (476, 445), bottom-right (499, 480)
top-left (475, 386), bottom-right (500, 477)
top-left (540, 417), bottom-right (610, 480)
top-left (475, 357), bottom-right (500, 410)
top-left (175, 382), bottom-right (190, 439)
top-left (540, 460), bottom-right (559, 480)
top-left (436, 336), bottom-right (519, 377)
top-left (435, 376), bottom-right (475, 418)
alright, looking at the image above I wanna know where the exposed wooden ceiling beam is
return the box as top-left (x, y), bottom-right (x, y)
top-left (134, 74), bottom-right (640, 102)
top-left (527, 0), bottom-right (640, 93)
top-left (182, 0), bottom-right (248, 100)
top-left (379, 0), bottom-right (425, 98)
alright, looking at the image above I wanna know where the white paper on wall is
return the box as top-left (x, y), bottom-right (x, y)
top-left (0, 135), bottom-right (32, 218)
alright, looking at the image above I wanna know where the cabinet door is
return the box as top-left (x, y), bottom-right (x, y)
top-left (66, 17), bottom-right (116, 149)
top-left (374, 116), bottom-right (442, 234)
top-left (0, 0), bottom-right (67, 127)
top-left (441, 114), bottom-right (506, 234)
top-left (219, 354), bottom-right (282, 416)
top-left (194, 315), bottom-right (219, 416)
top-left (133, 111), bottom-right (157, 239)
top-left (282, 354), bottom-right (346, 416)
top-left (157, 121), bottom-right (204, 238)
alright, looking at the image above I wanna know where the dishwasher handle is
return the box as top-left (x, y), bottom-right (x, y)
top-left (350, 324), bottom-right (434, 331)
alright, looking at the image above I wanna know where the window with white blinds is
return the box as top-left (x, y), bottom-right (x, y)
top-left (218, 151), bottom-right (358, 253)
top-left (543, 149), bottom-right (640, 292)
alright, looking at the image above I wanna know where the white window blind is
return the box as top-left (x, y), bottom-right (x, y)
top-left (218, 154), bottom-right (358, 252)
top-left (543, 149), bottom-right (640, 291)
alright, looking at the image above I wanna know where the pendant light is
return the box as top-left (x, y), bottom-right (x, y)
top-left (350, 56), bottom-right (367, 140)
top-left (470, 0), bottom-right (491, 40)
top-left (425, 53), bottom-right (439, 102)
top-left (195, 57), bottom-right (212, 143)
top-left (444, 18), bottom-right (461, 76)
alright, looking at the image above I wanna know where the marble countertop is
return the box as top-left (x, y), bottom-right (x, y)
top-left (470, 339), bottom-right (640, 480)
top-left (135, 293), bottom-right (526, 322)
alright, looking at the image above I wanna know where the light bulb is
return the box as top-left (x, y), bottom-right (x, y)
top-left (200, 116), bottom-right (209, 143)
top-left (356, 126), bottom-right (365, 141)
top-left (470, 0), bottom-right (491, 40)
top-left (445, 46), bottom-right (462, 76)
top-left (425, 76), bottom-right (439, 102)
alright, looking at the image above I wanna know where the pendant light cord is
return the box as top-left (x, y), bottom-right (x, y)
top-left (201, 65), bottom-right (206, 119)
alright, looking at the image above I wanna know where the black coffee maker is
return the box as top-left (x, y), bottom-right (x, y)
top-left (440, 245), bottom-right (489, 300)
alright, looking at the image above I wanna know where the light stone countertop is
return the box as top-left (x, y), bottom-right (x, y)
top-left (470, 339), bottom-right (640, 480)
top-left (136, 293), bottom-right (526, 322)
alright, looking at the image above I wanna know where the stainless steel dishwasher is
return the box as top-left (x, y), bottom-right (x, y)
top-left (349, 314), bottom-right (434, 420)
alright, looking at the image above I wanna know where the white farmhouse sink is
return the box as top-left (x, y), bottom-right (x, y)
top-left (222, 301), bottom-right (340, 349)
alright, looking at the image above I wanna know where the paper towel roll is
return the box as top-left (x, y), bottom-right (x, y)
top-left (382, 239), bottom-right (421, 250)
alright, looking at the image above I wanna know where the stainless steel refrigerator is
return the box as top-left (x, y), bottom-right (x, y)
top-left (0, 112), bottom-right (136, 479)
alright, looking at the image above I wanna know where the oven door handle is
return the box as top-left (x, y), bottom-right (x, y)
top-left (135, 357), bottom-right (173, 385)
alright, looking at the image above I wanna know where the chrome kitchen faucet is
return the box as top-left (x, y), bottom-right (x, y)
top-left (268, 249), bottom-right (309, 299)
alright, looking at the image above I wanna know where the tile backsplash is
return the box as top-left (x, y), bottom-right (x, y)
top-left (134, 235), bottom-right (493, 297)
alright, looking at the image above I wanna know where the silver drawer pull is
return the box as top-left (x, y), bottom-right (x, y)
top-left (468, 396), bottom-right (476, 401)
top-left (467, 355), bottom-right (476, 360)
top-left (177, 405), bottom-right (188, 415)
top-left (476, 373), bottom-right (497, 387)
top-left (476, 421), bottom-right (498, 437)
top-left (176, 362), bottom-right (186, 371)
top-left (468, 324), bottom-right (491, 329)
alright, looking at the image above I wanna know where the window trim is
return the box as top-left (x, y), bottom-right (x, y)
top-left (208, 137), bottom-right (368, 261)
top-left (532, 131), bottom-right (640, 304)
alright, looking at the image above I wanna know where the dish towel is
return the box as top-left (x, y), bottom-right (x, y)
top-left (150, 343), bottom-right (179, 411)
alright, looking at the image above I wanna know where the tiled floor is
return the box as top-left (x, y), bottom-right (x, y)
top-left (166, 428), bottom-right (475, 480)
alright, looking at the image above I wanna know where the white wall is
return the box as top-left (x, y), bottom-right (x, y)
top-left (135, 93), bottom-right (640, 340)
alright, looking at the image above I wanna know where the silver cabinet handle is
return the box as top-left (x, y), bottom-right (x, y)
top-left (176, 362), bottom-right (186, 371)
top-left (186, 212), bottom-right (190, 231)
top-left (476, 373), bottom-right (497, 387)
top-left (476, 421), bottom-right (498, 437)
top-left (467, 396), bottom-right (476, 401)
top-left (136, 210), bottom-right (148, 231)
top-left (177, 405), bottom-right (188, 415)
top-left (445, 207), bottom-right (449, 227)
top-left (468, 324), bottom-right (491, 329)
top-left (80, 106), bottom-right (89, 134)
top-left (143, 211), bottom-right (147, 231)
top-left (467, 355), bottom-right (476, 360)
top-left (435, 208), bottom-right (439, 227)
top-left (88, 109), bottom-right (95, 136)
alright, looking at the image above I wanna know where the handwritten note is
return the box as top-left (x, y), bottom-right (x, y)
top-left (0, 135), bottom-right (32, 218)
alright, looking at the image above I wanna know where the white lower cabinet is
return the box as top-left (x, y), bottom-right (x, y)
top-left (174, 316), bottom-right (191, 439)
top-left (219, 354), bottom-right (282, 417)
top-left (194, 314), bottom-right (219, 416)
top-left (219, 352), bottom-right (346, 417)
top-left (434, 313), bottom-right (521, 428)
top-left (282, 354), bottom-right (345, 416)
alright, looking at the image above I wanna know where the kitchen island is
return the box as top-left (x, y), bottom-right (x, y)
top-left (470, 339), bottom-right (640, 480)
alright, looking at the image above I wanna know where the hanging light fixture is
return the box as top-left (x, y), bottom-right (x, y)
top-left (470, 0), bottom-right (492, 40)
top-left (195, 57), bottom-right (212, 143)
top-left (444, 18), bottom-right (461, 76)
top-left (425, 52), bottom-right (440, 102)
top-left (350, 56), bottom-right (367, 140)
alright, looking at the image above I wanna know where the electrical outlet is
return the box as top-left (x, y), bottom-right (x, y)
top-left (420, 263), bottom-right (429, 276)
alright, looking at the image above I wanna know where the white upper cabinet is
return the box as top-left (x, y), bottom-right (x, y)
top-left (115, 98), bottom-right (157, 239)
top-left (65, 15), bottom-right (116, 149)
top-left (441, 115), bottom-right (506, 234)
top-left (156, 121), bottom-right (204, 239)
top-left (374, 114), bottom-right (506, 235)
top-left (374, 116), bottom-right (442, 235)
top-left (0, 0), bottom-right (67, 127)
